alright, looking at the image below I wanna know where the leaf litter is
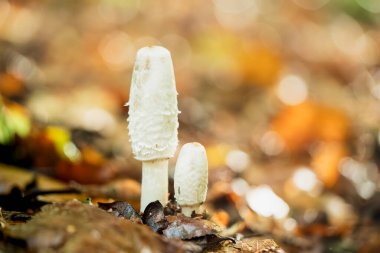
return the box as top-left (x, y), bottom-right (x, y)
top-left (0, 172), bottom-right (287, 253)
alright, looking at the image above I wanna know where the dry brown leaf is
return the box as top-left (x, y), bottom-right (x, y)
top-left (164, 214), bottom-right (222, 240)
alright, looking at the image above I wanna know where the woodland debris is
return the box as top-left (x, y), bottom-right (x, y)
top-left (142, 200), bottom-right (168, 233)
top-left (163, 214), bottom-right (221, 240)
top-left (70, 179), bottom-right (141, 202)
top-left (98, 201), bottom-right (142, 223)
top-left (205, 238), bottom-right (285, 253)
top-left (2, 200), bottom-right (180, 253)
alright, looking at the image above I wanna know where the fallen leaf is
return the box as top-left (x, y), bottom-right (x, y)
top-left (142, 201), bottom-right (168, 233)
top-left (98, 201), bottom-right (141, 223)
top-left (163, 214), bottom-right (221, 240)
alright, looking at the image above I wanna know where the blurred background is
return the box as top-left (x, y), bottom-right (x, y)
top-left (1, 0), bottom-right (380, 252)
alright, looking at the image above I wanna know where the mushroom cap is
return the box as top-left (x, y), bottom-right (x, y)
top-left (128, 46), bottom-right (179, 161)
top-left (174, 142), bottom-right (208, 206)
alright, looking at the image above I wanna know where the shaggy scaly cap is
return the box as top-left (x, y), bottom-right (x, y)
top-left (174, 143), bottom-right (208, 206)
top-left (128, 46), bottom-right (179, 161)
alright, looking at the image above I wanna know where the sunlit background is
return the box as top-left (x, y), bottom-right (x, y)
top-left (1, 0), bottom-right (380, 252)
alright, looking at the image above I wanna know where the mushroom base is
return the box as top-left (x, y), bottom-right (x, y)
top-left (181, 204), bottom-right (202, 217)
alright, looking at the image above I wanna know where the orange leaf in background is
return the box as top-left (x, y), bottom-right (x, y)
top-left (317, 106), bottom-right (349, 142)
top-left (56, 161), bottom-right (116, 184)
top-left (311, 142), bottom-right (347, 188)
top-left (81, 146), bottom-right (105, 166)
top-left (271, 101), bottom-right (350, 153)
top-left (211, 210), bottom-right (229, 228)
top-left (0, 73), bottom-right (24, 97)
top-left (271, 101), bottom-right (317, 152)
top-left (56, 146), bottom-right (115, 184)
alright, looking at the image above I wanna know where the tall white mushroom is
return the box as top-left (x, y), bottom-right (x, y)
top-left (127, 46), bottom-right (179, 212)
top-left (174, 142), bottom-right (208, 216)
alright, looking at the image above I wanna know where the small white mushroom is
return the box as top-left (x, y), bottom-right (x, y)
top-left (127, 46), bottom-right (179, 212)
top-left (174, 142), bottom-right (208, 216)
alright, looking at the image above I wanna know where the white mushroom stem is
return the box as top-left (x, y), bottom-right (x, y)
top-left (139, 159), bottom-right (169, 212)
top-left (141, 159), bottom-right (168, 211)
top-left (174, 142), bottom-right (208, 217)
